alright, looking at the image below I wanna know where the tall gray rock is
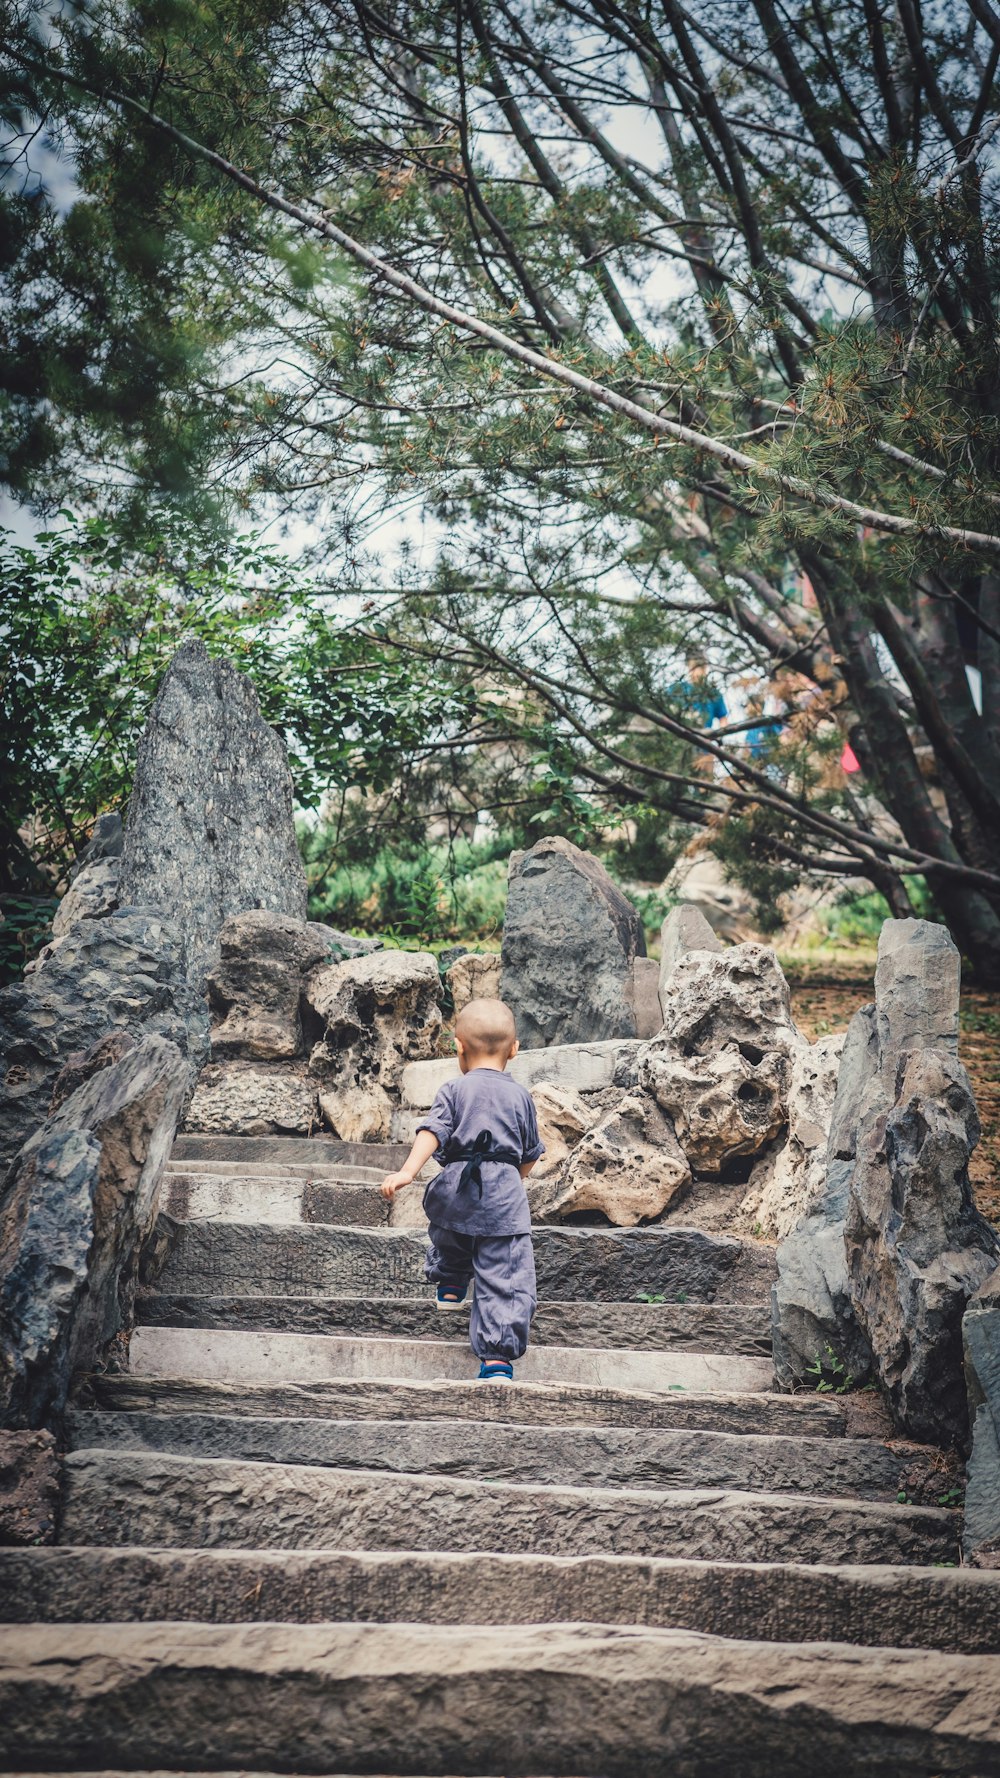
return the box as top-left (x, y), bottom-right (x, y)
top-left (963, 1265), bottom-right (1000, 1564)
top-left (658, 902), bottom-right (723, 1016)
top-left (118, 638), bottom-right (307, 981)
top-left (0, 909), bottom-right (209, 1172)
top-left (818, 919), bottom-right (996, 1446)
top-left (501, 838), bottom-right (645, 1048)
top-left (0, 1034), bottom-right (188, 1428)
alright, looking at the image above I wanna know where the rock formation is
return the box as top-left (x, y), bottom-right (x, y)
top-left (305, 949), bottom-right (442, 1142)
top-left (501, 838), bottom-right (645, 1047)
top-left (638, 944), bottom-right (798, 1178)
top-left (771, 1007), bottom-right (876, 1389)
top-left (51, 814), bottom-right (123, 939)
top-left (529, 1084), bottom-right (597, 1182)
top-left (657, 902), bottom-right (723, 1015)
top-left (846, 1046), bottom-right (997, 1445)
top-left (206, 911), bottom-right (359, 1061)
top-left (541, 1092), bottom-right (691, 1227)
top-left (963, 1265), bottom-right (1000, 1565)
top-left (0, 909), bottom-right (209, 1172)
top-left (741, 1032), bottom-right (844, 1240)
top-left (0, 1034), bottom-right (188, 1427)
top-left (446, 953), bottom-right (502, 1013)
top-left (185, 1063), bottom-right (319, 1137)
top-left (117, 638), bottom-right (307, 981)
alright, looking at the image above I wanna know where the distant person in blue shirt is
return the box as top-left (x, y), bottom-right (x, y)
top-left (381, 998), bottom-right (544, 1383)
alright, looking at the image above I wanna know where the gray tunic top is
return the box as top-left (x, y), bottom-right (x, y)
top-left (416, 1066), bottom-right (544, 1235)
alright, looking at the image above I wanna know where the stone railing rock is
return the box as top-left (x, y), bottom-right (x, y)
top-left (117, 637), bottom-right (308, 982)
top-left (0, 908), bottom-right (209, 1173)
top-left (774, 918), bottom-right (998, 1446)
top-left (501, 837), bottom-right (646, 1047)
top-left (0, 1034), bottom-right (189, 1429)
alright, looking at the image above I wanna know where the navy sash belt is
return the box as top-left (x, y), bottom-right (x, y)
top-left (441, 1129), bottom-right (522, 1198)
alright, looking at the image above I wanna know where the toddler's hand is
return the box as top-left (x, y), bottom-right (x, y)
top-left (380, 1170), bottom-right (412, 1201)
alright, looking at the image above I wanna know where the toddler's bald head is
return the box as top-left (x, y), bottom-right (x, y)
top-left (454, 997), bottom-right (518, 1065)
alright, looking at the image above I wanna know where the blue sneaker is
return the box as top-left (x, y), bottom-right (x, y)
top-left (478, 1359), bottom-right (514, 1382)
top-left (435, 1282), bottom-right (470, 1312)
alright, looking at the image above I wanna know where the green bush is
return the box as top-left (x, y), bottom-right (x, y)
top-left (306, 837), bottom-right (509, 945)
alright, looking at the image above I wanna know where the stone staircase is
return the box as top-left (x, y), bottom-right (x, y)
top-left (3, 1134), bottom-right (1000, 1775)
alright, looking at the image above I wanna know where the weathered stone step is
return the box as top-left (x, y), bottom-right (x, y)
top-left (7, 1546), bottom-right (997, 1653)
top-left (91, 1372), bottom-right (846, 1437)
top-left (166, 1158), bottom-right (386, 1180)
top-left (3, 1620), bottom-right (997, 1776)
top-left (61, 1449), bottom-right (957, 1566)
top-left (137, 1292), bottom-right (774, 1354)
top-left (128, 1325), bottom-right (776, 1394)
top-left (64, 1408), bottom-right (942, 1502)
top-left (172, 1134), bottom-right (411, 1169)
top-left (152, 1219), bottom-right (775, 1303)
top-left (162, 1170), bottom-right (392, 1226)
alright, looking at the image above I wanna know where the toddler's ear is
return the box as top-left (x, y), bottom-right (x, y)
top-left (508, 1038), bottom-right (520, 1060)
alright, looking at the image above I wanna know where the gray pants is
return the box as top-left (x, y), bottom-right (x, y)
top-left (425, 1224), bottom-right (537, 1362)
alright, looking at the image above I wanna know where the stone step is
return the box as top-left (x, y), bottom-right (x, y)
top-left (128, 1325), bottom-right (776, 1394)
top-left (136, 1292), bottom-right (775, 1354)
top-left (3, 1620), bottom-right (996, 1775)
top-left (166, 1158), bottom-right (387, 1180)
top-left (172, 1134), bottom-right (411, 1169)
top-left (400, 1038), bottom-right (639, 1105)
top-left (91, 1372), bottom-right (846, 1437)
top-left (7, 1545), bottom-right (998, 1653)
top-left (152, 1218), bottom-right (775, 1303)
top-left (64, 1408), bottom-right (943, 1502)
top-left (162, 1171), bottom-right (392, 1226)
top-left (61, 1449), bottom-right (958, 1566)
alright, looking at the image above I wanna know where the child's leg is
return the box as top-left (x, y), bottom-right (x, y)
top-left (425, 1223), bottom-right (475, 1300)
top-left (468, 1235), bottom-right (537, 1363)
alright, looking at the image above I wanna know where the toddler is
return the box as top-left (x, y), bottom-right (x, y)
top-left (381, 997), bottom-right (542, 1382)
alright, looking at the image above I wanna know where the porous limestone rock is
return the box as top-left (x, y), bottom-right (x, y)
top-left (0, 1429), bottom-right (59, 1545)
top-left (206, 913), bottom-right (341, 1061)
top-left (657, 902), bottom-right (723, 1013)
top-left (772, 1005), bottom-right (877, 1390)
top-left (305, 950), bottom-right (442, 1142)
top-left (117, 638), bottom-right (307, 981)
top-left (447, 952), bottom-right (502, 1014)
top-left (0, 1034), bottom-right (188, 1428)
top-left (638, 944), bottom-right (799, 1177)
top-left (530, 1083), bottom-right (598, 1182)
top-left (185, 1063), bottom-right (318, 1138)
top-left (741, 1032), bottom-right (845, 1240)
top-left (501, 838), bottom-right (645, 1048)
top-left (846, 1047), bottom-right (997, 1446)
top-left (963, 1264), bottom-right (1000, 1565)
top-left (540, 1092), bottom-right (691, 1227)
top-left (0, 909), bottom-right (209, 1172)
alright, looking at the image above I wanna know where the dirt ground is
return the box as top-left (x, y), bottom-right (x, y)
top-left (784, 954), bottom-right (1000, 1229)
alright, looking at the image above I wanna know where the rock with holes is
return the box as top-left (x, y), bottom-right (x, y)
top-left (772, 1004), bottom-right (877, 1391)
top-left (117, 638), bottom-right (307, 982)
top-left (740, 1032), bottom-right (845, 1240)
top-left (446, 953), bottom-right (502, 1014)
top-left (530, 1083), bottom-right (598, 1183)
top-left (305, 950), bottom-right (442, 1142)
top-left (205, 912), bottom-right (364, 1062)
top-left (0, 909), bottom-right (209, 1173)
top-left (846, 1046), bottom-right (997, 1447)
top-left (501, 838), bottom-right (645, 1048)
top-left (0, 1035), bottom-right (188, 1428)
top-left (638, 944), bottom-right (799, 1177)
top-left (184, 1063), bottom-right (318, 1138)
top-left (539, 1091), bottom-right (691, 1227)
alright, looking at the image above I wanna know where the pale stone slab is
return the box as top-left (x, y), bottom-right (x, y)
top-left (401, 1038), bottom-right (640, 1107)
top-left (129, 1325), bottom-right (775, 1394)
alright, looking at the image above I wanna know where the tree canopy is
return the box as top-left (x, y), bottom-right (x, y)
top-left (3, 0), bottom-right (1000, 971)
